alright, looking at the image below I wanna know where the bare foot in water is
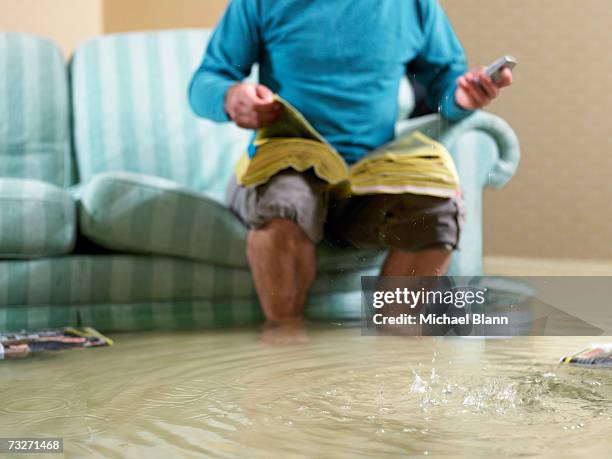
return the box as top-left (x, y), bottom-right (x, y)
top-left (261, 319), bottom-right (310, 345)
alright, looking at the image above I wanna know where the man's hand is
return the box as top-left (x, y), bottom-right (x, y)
top-left (455, 67), bottom-right (513, 110)
top-left (225, 83), bottom-right (282, 129)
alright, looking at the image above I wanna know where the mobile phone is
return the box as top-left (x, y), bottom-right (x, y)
top-left (485, 55), bottom-right (518, 84)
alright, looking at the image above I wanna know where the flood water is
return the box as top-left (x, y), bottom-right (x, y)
top-left (1, 326), bottom-right (611, 458)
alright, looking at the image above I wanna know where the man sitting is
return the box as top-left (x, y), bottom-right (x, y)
top-left (189, 0), bottom-right (513, 326)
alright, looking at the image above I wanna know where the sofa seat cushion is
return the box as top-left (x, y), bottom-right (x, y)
top-left (0, 178), bottom-right (76, 258)
top-left (0, 254), bottom-right (372, 331)
top-left (0, 254), bottom-right (372, 306)
top-left (1, 292), bottom-right (363, 332)
top-left (78, 171), bottom-right (384, 271)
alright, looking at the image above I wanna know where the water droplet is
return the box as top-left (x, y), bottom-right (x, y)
top-left (411, 372), bottom-right (428, 393)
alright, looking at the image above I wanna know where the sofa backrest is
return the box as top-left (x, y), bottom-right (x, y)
top-left (0, 33), bottom-right (72, 187)
top-left (70, 29), bottom-right (415, 197)
top-left (71, 29), bottom-right (252, 197)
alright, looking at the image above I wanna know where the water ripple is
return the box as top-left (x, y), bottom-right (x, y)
top-left (0, 329), bottom-right (610, 458)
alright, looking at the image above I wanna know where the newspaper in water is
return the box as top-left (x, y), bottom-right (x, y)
top-left (560, 344), bottom-right (612, 367)
top-left (0, 327), bottom-right (112, 359)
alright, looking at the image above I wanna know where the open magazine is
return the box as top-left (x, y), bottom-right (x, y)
top-left (0, 327), bottom-right (113, 359)
top-left (235, 96), bottom-right (460, 198)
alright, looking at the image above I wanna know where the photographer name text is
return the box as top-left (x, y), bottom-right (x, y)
top-left (371, 312), bottom-right (508, 326)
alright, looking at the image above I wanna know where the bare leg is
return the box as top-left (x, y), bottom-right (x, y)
top-left (377, 248), bottom-right (452, 336)
top-left (246, 218), bottom-right (316, 322)
top-left (380, 248), bottom-right (452, 276)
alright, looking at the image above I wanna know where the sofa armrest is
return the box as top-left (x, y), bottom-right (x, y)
top-left (395, 111), bottom-right (520, 189)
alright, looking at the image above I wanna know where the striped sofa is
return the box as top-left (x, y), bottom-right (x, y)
top-left (0, 31), bottom-right (520, 332)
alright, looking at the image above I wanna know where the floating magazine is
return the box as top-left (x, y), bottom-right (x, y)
top-left (560, 344), bottom-right (612, 368)
top-left (0, 327), bottom-right (113, 359)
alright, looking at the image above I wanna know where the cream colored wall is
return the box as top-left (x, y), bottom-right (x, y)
top-left (103, 0), bottom-right (227, 32)
top-left (0, 0), bottom-right (103, 56)
top-left (441, 0), bottom-right (612, 260)
top-left (0, 0), bottom-right (224, 55)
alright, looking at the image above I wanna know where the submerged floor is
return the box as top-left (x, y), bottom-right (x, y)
top-left (1, 326), bottom-right (611, 458)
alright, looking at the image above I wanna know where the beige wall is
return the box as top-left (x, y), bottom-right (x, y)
top-left (3, 0), bottom-right (611, 261)
top-left (440, 0), bottom-right (612, 260)
top-left (0, 0), bottom-right (103, 56)
top-left (0, 0), bottom-right (225, 55)
top-left (103, 0), bottom-right (227, 33)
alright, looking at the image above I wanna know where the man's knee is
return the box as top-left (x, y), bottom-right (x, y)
top-left (248, 170), bottom-right (329, 244)
top-left (246, 218), bottom-right (312, 258)
top-left (328, 194), bottom-right (463, 251)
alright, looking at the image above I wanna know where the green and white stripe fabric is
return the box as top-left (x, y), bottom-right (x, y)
top-left (1, 291), bottom-right (363, 333)
top-left (78, 171), bottom-right (384, 270)
top-left (0, 254), bottom-right (372, 331)
top-left (71, 30), bottom-right (251, 199)
top-left (0, 255), bottom-right (373, 306)
top-left (78, 171), bottom-right (248, 266)
top-left (0, 178), bottom-right (75, 257)
top-left (0, 33), bottom-right (72, 186)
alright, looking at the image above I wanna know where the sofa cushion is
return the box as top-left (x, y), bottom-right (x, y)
top-left (78, 171), bottom-right (384, 270)
top-left (0, 292), bottom-right (362, 332)
top-left (0, 34), bottom-right (72, 186)
top-left (74, 291), bottom-right (364, 332)
top-left (0, 178), bottom-right (76, 257)
top-left (71, 30), bottom-right (251, 200)
top-left (0, 255), bottom-right (372, 307)
top-left (0, 254), bottom-right (372, 331)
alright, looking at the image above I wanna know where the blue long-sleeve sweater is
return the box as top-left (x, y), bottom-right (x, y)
top-left (189, 0), bottom-right (472, 164)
